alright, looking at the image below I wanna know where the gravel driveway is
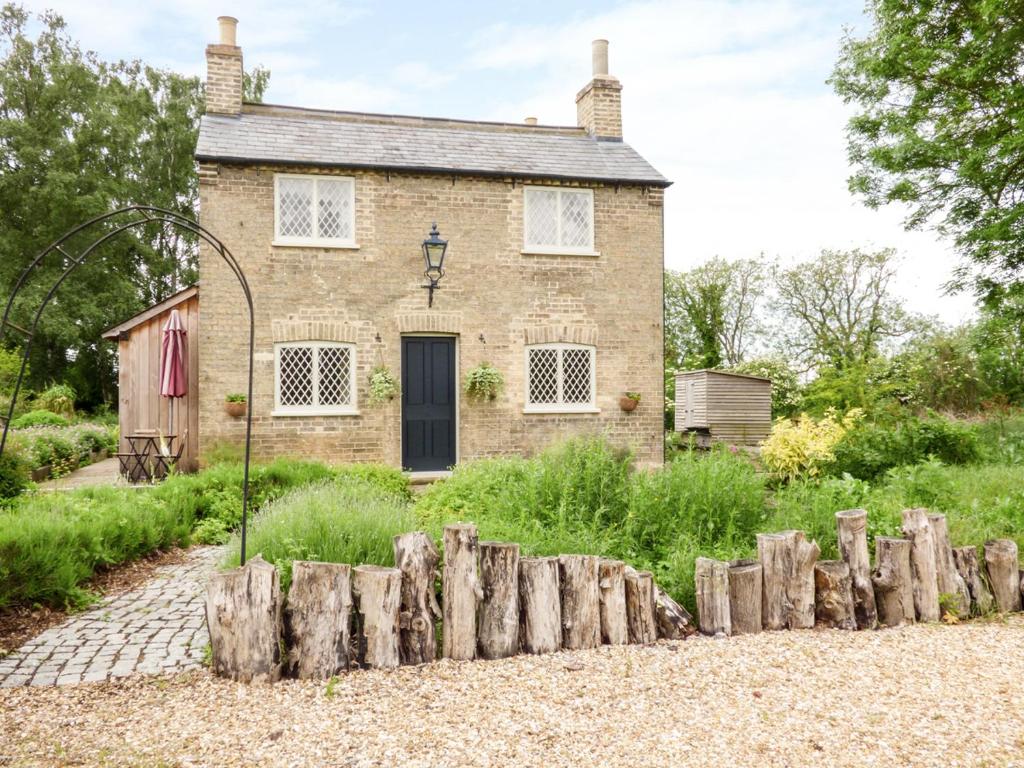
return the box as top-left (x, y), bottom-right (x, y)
top-left (3, 616), bottom-right (1023, 767)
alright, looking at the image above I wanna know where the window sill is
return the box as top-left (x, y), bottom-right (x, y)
top-left (521, 248), bottom-right (600, 257)
top-left (522, 407), bottom-right (601, 415)
top-left (271, 409), bottom-right (361, 418)
top-left (272, 239), bottom-right (360, 250)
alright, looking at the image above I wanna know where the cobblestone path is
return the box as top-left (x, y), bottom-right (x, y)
top-left (0, 547), bottom-right (221, 687)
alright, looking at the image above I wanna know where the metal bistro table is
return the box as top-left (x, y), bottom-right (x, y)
top-left (119, 432), bottom-right (176, 483)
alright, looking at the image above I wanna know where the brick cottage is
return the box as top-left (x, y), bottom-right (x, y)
top-left (186, 16), bottom-right (669, 472)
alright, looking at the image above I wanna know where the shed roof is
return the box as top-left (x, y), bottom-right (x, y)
top-left (195, 105), bottom-right (670, 187)
top-left (676, 369), bottom-right (772, 383)
top-left (101, 285), bottom-right (198, 340)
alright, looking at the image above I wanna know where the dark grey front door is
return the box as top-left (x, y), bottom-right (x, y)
top-left (401, 337), bottom-right (456, 472)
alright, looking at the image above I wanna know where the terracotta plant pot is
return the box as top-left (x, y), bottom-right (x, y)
top-left (619, 396), bottom-right (639, 412)
top-left (224, 401), bottom-right (247, 418)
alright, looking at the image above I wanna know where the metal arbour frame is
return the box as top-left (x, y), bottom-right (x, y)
top-left (0, 206), bottom-right (258, 564)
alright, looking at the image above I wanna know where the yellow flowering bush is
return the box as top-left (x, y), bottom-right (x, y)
top-left (761, 408), bottom-right (864, 481)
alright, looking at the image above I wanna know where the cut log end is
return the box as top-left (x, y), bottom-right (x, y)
top-left (814, 560), bottom-right (856, 630)
top-left (984, 539), bottom-right (1022, 613)
top-left (477, 542), bottom-right (521, 660)
top-left (519, 557), bottom-right (561, 655)
top-left (728, 559), bottom-right (762, 635)
top-left (206, 555), bottom-right (283, 683)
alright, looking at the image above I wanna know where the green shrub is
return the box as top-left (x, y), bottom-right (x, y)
top-left (0, 450), bottom-right (30, 501)
top-left (223, 479), bottom-right (415, 591)
top-left (12, 410), bottom-right (68, 428)
top-left (828, 415), bottom-right (980, 480)
top-left (417, 437), bottom-right (766, 608)
top-left (0, 487), bottom-right (194, 609)
top-left (35, 384), bottom-right (76, 418)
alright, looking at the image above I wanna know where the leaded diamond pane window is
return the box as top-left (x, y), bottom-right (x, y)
top-left (278, 346), bottom-right (313, 406)
top-left (275, 174), bottom-right (355, 245)
top-left (524, 187), bottom-right (594, 252)
top-left (275, 342), bottom-right (356, 414)
top-left (561, 347), bottom-right (592, 404)
top-left (526, 344), bottom-right (595, 410)
top-left (528, 348), bottom-right (559, 404)
top-left (278, 178), bottom-right (314, 239)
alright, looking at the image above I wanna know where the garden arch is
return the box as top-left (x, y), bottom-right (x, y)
top-left (0, 206), bottom-right (258, 563)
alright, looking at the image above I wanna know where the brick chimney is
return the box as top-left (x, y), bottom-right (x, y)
top-left (575, 39), bottom-right (622, 140)
top-left (206, 16), bottom-right (243, 116)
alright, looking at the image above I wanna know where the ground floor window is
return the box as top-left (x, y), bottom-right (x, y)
top-left (274, 341), bottom-right (357, 415)
top-left (525, 343), bottom-right (596, 412)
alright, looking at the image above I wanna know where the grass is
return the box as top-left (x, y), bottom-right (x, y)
top-left (223, 478), bottom-right (415, 591)
top-left (4, 420), bottom-right (1022, 615)
top-left (0, 457), bottom-right (409, 609)
top-left (415, 439), bottom-right (768, 608)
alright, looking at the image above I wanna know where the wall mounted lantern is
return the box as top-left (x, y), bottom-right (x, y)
top-left (421, 222), bottom-right (448, 307)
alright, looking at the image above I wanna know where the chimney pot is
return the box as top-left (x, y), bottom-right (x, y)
top-left (218, 16), bottom-right (238, 46)
top-left (524, 116), bottom-right (538, 126)
top-left (592, 39), bottom-right (609, 76)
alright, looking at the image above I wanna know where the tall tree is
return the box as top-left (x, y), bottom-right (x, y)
top-left (774, 248), bottom-right (911, 371)
top-left (831, 0), bottom-right (1024, 304)
top-left (664, 257), bottom-right (767, 369)
top-left (0, 6), bottom-right (268, 407)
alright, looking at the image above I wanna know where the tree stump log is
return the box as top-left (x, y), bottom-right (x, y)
top-left (727, 559), bottom-right (762, 635)
top-left (952, 545), bottom-right (994, 616)
top-left (836, 509), bottom-right (878, 629)
top-left (814, 560), bottom-right (856, 630)
top-left (559, 555), bottom-right (602, 650)
top-left (477, 541), bottom-right (520, 660)
top-left (984, 539), bottom-right (1022, 613)
top-left (598, 559), bottom-right (628, 645)
top-left (519, 556), bottom-right (561, 655)
top-left (392, 531), bottom-right (441, 665)
top-left (442, 524), bottom-right (480, 660)
top-left (928, 514), bottom-right (970, 617)
top-left (757, 531), bottom-right (819, 630)
top-left (872, 537), bottom-right (915, 627)
top-left (901, 508), bottom-right (941, 622)
top-left (284, 561), bottom-right (352, 679)
top-left (352, 565), bottom-right (401, 670)
top-left (206, 555), bottom-right (282, 683)
top-left (695, 557), bottom-right (731, 636)
top-left (624, 568), bottom-right (657, 644)
top-left (654, 586), bottom-right (695, 639)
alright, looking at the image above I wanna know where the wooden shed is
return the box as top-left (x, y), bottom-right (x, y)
top-left (102, 286), bottom-right (199, 471)
top-left (674, 369), bottom-right (772, 446)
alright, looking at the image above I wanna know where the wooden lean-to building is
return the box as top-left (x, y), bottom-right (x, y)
top-left (101, 285), bottom-right (200, 471)
top-left (674, 369), bottom-right (772, 446)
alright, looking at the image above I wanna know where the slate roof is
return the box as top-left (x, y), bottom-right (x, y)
top-left (195, 108), bottom-right (670, 187)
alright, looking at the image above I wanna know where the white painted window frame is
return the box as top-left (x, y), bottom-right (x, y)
top-left (273, 340), bottom-right (359, 416)
top-left (273, 173), bottom-right (358, 248)
top-left (523, 342), bottom-right (599, 414)
top-left (522, 186), bottom-right (598, 256)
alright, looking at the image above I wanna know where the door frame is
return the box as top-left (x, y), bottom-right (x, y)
top-left (400, 333), bottom-right (459, 472)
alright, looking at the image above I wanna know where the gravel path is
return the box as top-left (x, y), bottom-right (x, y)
top-left (3, 616), bottom-right (1023, 767)
top-left (0, 547), bottom-right (220, 687)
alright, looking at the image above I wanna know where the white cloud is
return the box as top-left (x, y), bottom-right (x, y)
top-left (462, 0), bottom-right (974, 322)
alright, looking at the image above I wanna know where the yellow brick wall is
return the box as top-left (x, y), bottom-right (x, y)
top-left (197, 164), bottom-right (665, 467)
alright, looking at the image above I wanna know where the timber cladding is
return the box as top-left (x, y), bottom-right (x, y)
top-left (674, 369), bottom-right (772, 445)
top-left (105, 290), bottom-right (200, 470)
top-left (196, 164), bottom-right (665, 467)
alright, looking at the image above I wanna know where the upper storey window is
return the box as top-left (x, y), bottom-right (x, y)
top-left (274, 174), bottom-right (356, 247)
top-left (523, 187), bottom-right (596, 255)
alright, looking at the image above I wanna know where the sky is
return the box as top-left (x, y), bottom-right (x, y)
top-left (21, 0), bottom-right (978, 323)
